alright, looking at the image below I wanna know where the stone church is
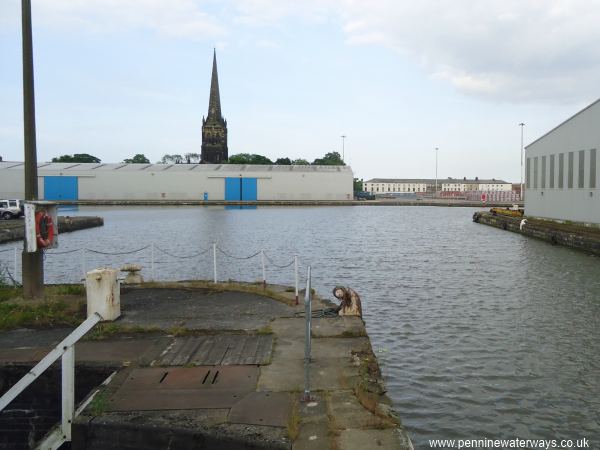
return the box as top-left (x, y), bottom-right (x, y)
top-left (201, 50), bottom-right (228, 163)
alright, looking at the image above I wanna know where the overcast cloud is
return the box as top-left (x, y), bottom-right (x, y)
top-left (7, 0), bottom-right (599, 103)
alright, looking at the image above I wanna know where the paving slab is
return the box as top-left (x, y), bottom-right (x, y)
top-left (328, 390), bottom-right (393, 430)
top-left (75, 337), bottom-right (170, 366)
top-left (292, 422), bottom-right (331, 450)
top-left (118, 288), bottom-right (293, 330)
top-left (337, 428), bottom-right (413, 450)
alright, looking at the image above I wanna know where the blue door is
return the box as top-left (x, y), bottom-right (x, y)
top-left (44, 176), bottom-right (78, 200)
top-left (241, 178), bottom-right (257, 201)
top-left (225, 178), bottom-right (241, 201)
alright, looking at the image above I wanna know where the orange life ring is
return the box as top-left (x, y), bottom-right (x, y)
top-left (35, 211), bottom-right (55, 248)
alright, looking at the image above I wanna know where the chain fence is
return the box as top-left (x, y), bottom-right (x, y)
top-left (0, 243), bottom-right (306, 298)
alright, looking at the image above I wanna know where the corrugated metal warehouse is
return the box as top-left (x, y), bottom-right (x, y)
top-left (525, 98), bottom-right (600, 225)
top-left (0, 162), bottom-right (354, 201)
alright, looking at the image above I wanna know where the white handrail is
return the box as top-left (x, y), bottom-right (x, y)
top-left (0, 312), bottom-right (103, 449)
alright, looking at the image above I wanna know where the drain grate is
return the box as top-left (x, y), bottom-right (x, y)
top-left (107, 366), bottom-right (259, 411)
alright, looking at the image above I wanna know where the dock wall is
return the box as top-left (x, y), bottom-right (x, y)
top-left (473, 211), bottom-right (600, 256)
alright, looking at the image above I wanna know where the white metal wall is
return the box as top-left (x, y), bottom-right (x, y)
top-left (0, 163), bottom-right (353, 201)
top-left (525, 99), bottom-right (600, 224)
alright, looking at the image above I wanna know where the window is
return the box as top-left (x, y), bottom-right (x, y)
top-left (591, 149), bottom-right (597, 189)
top-left (549, 154), bottom-right (555, 188)
top-left (541, 156), bottom-right (546, 188)
top-left (534, 157), bottom-right (538, 189)
top-left (568, 151), bottom-right (574, 188)
top-left (8, 200), bottom-right (17, 207)
top-left (558, 153), bottom-right (564, 188)
top-left (578, 150), bottom-right (585, 188)
top-left (526, 158), bottom-right (531, 188)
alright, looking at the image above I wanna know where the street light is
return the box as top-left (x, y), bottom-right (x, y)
top-left (435, 147), bottom-right (439, 196)
top-left (519, 123), bottom-right (525, 201)
top-left (341, 135), bottom-right (347, 162)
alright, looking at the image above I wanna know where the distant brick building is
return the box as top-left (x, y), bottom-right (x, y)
top-left (201, 50), bottom-right (228, 164)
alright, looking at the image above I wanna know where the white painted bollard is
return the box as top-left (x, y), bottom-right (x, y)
top-left (85, 268), bottom-right (121, 321)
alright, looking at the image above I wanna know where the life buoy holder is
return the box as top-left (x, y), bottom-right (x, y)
top-left (35, 211), bottom-right (55, 248)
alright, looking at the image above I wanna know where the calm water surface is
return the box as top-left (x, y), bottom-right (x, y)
top-left (1, 206), bottom-right (599, 447)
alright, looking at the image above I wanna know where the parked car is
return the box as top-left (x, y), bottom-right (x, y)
top-left (355, 191), bottom-right (376, 200)
top-left (0, 199), bottom-right (24, 220)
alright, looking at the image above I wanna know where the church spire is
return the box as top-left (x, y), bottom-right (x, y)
top-left (208, 48), bottom-right (222, 119)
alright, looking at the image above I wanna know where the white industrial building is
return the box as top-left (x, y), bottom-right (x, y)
top-left (525, 98), bottom-right (599, 225)
top-left (0, 162), bottom-right (353, 202)
top-left (364, 178), bottom-right (512, 194)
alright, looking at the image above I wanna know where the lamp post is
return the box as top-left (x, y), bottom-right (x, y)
top-left (435, 147), bottom-right (439, 196)
top-left (519, 123), bottom-right (525, 201)
top-left (341, 135), bottom-right (346, 162)
top-left (21, 0), bottom-right (44, 299)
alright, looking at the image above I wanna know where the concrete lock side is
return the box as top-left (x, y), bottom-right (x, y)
top-left (86, 268), bottom-right (120, 321)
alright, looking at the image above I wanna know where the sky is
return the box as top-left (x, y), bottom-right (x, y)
top-left (1, 0), bottom-right (599, 182)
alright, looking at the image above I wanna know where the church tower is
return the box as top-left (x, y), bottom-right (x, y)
top-left (201, 50), bottom-right (228, 163)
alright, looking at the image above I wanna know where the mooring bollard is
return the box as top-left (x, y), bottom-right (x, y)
top-left (302, 266), bottom-right (312, 402)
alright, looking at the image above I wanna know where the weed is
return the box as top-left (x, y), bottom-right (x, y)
top-left (86, 323), bottom-right (160, 340)
top-left (89, 390), bottom-right (109, 416)
top-left (256, 325), bottom-right (273, 335)
top-left (341, 329), bottom-right (367, 338)
top-left (287, 395), bottom-right (300, 441)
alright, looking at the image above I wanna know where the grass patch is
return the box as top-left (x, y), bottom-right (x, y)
top-left (0, 298), bottom-right (85, 331)
top-left (0, 286), bottom-right (22, 303)
top-left (287, 395), bottom-right (300, 441)
top-left (89, 390), bottom-right (109, 416)
top-left (256, 325), bottom-right (273, 335)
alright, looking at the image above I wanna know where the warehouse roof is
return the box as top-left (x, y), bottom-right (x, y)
top-left (0, 162), bottom-right (352, 173)
top-left (365, 178), bottom-right (509, 184)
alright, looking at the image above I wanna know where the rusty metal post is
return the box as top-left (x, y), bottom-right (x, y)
top-left (21, 0), bottom-right (44, 299)
top-left (294, 255), bottom-right (299, 305)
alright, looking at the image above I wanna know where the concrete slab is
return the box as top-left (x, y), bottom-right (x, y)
top-left (337, 428), bottom-right (412, 450)
top-left (328, 390), bottom-right (393, 430)
top-left (75, 337), bottom-right (170, 366)
top-left (292, 422), bottom-right (331, 450)
top-left (118, 288), bottom-right (293, 331)
top-left (312, 317), bottom-right (365, 338)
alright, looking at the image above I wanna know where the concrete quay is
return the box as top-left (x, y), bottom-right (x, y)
top-left (0, 283), bottom-right (413, 450)
top-left (473, 211), bottom-right (600, 255)
top-left (52, 199), bottom-right (520, 208)
top-left (0, 216), bottom-right (104, 244)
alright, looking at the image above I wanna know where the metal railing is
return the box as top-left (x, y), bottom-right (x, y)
top-left (0, 242), bottom-right (305, 303)
top-left (302, 266), bottom-right (313, 402)
top-left (0, 312), bottom-right (103, 450)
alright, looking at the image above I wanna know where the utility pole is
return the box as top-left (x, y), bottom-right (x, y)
top-left (519, 123), bottom-right (525, 201)
top-left (435, 147), bottom-right (439, 196)
top-left (341, 135), bottom-right (346, 162)
top-left (21, 0), bottom-right (44, 299)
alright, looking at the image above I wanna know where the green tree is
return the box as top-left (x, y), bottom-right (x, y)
top-left (312, 151), bottom-right (345, 165)
top-left (160, 154), bottom-right (183, 164)
top-left (353, 178), bottom-right (363, 193)
top-left (291, 158), bottom-right (310, 165)
top-left (52, 153), bottom-right (101, 163)
top-left (123, 153), bottom-right (150, 164)
top-left (184, 153), bottom-right (201, 164)
top-left (274, 157), bottom-right (292, 165)
top-left (227, 153), bottom-right (273, 164)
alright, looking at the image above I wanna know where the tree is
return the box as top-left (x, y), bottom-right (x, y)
top-left (184, 153), bottom-right (201, 164)
top-left (227, 153), bottom-right (273, 165)
top-left (123, 154), bottom-right (150, 164)
top-left (312, 151), bottom-right (345, 166)
top-left (160, 154), bottom-right (183, 164)
top-left (354, 178), bottom-right (363, 193)
top-left (52, 153), bottom-right (101, 163)
top-left (291, 158), bottom-right (310, 165)
top-left (274, 157), bottom-right (292, 165)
